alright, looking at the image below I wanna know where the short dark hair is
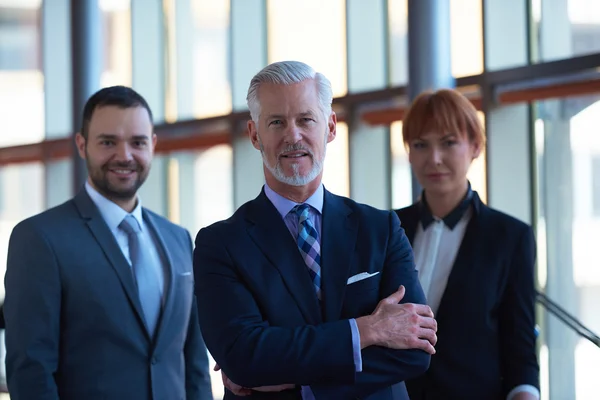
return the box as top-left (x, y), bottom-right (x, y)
top-left (81, 85), bottom-right (153, 139)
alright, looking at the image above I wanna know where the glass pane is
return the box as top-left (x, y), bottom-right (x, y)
top-left (468, 111), bottom-right (487, 204)
top-left (267, 0), bottom-right (348, 97)
top-left (323, 122), bottom-right (349, 197)
top-left (390, 121), bottom-right (413, 209)
top-left (0, 162), bottom-right (45, 302)
top-left (100, 0), bottom-right (132, 87)
top-left (388, 0), bottom-right (409, 86)
top-left (534, 94), bottom-right (600, 399)
top-left (532, 0), bottom-right (600, 62)
top-left (192, 0), bottom-right (232, 118)
top-left (450, 0), bottom-right (484, 77)
top-left (0, 1), bottom-right (44, 146)
top-left (194, 144), bottom-right (234, 229)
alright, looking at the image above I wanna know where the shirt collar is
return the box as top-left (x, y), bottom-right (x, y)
top-left (419, 182), bottom-right (474, 230)
top-left (264, 182), bottom-right (324, 218)
top-left (85, 181), bottom-right (144, 231)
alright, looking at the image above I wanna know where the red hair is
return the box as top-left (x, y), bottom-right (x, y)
top-left (402, 89), bottom-right (485, 148)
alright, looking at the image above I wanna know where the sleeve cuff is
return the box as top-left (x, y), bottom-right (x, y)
top-left (349, 318), bottom-right (363, 372)
top-left (506, 384), bottom-right (540, 400)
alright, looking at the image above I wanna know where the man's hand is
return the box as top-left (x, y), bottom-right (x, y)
top-left (214, 364), bottom-right (296, 395)
top-left (356, 285), bottom-right (438, 354)
top-left (214, 364), bottom-right (252, 396)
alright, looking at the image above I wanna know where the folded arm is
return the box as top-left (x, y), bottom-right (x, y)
top-left (310, 211), bottom-right (432, 399)
top-left (193, 228), bottom-right (356, 388)
top-left (4, 221), bottom-right (61, 400)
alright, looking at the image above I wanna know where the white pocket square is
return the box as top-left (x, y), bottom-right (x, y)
top-left (179, 271), bottom-right (192, 276)
top-left (347, 271), bottom-right (380, 285)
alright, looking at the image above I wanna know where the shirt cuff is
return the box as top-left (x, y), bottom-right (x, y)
top-left (506, 384), bottom-right (540, 400)
top-left (301, 386), bottom-right (316, 400)
top-left (349, 318), bottom-right (363, 372)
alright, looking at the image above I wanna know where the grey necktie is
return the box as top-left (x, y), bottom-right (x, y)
top-left (119, 215), bottom-right (162, 336)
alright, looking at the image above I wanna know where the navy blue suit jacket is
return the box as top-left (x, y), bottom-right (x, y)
top-left (194, 188), bottom-right (430, 400)
top-left (395, 192), bottom-right (540, 399)
top-left (4, 189), bottom-right (213, 400)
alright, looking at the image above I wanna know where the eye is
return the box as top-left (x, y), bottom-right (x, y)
top-left (133, 140), bottom-right (147, 148)
top-left (269, 120), bottom-right (283, 127)
top-left (443, 140), bottom-right (457, 147)
top-left (100, 140), bottom-right (114, 146)
top-left (412, 142), bottom-right (426, 149)
top-left (301, 117), bottom-right (314, 123)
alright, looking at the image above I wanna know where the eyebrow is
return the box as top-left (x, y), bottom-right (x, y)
top-left (440, 133), bottom-right (457, 140)
top-left (265, 111), bottom-right (317, 120)
top-left (96, 133), bottom-right (150, 141)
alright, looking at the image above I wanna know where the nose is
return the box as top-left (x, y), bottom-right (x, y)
top-left (283, 122), bottom-right (303, 144)
top-left (429, 148), bottom-right (442, 165)
top-left (115, 142), bottom-right (133, 161)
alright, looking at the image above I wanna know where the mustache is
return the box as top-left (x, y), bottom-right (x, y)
top-left (277, 143), bottom-right (314, 158)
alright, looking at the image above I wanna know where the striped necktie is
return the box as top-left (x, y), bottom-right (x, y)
top-left (291, 204), bottom-right (322, 300)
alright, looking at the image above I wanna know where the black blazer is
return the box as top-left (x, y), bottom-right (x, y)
top-left (194, 188), bottom-right (430, 400)
top-left (395, 192), bottom-right (540, 400)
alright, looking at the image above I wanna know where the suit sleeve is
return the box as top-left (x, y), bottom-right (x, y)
top-left (498, 225), bottom-right (540, 395)
top-left (4, 220), bottom-right (61, 400)
top-left (193, 228), bottom-right (356, 388)
top-left (183, 230), bottom-right (214, 400)
top-left (310, 211), bottom-right (431, 399)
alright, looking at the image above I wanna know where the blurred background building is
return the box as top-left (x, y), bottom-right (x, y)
top-left (0, 0), bottom-right (599, 398)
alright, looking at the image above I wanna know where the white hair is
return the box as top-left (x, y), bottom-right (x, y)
top-left (246, 60), bottom-right (333, 123)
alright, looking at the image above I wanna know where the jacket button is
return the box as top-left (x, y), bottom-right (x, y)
top-left (151, 357), bottom-right (158, 365)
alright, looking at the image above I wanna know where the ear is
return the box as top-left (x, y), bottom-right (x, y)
top-left (326, 112), bottom-right (337, 144)
top-left (151, 133), bottom-right (157, 152)
top-left (248, 120), bottom-right (261, 151)
top-left (75, 133), bottom-right (87, 160)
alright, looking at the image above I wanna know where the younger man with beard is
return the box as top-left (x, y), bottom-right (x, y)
top-left (3, 86), bottom-right (213, 400)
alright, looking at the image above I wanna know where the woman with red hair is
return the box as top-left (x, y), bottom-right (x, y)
top-left (395, 89), bottom-right (540, 400)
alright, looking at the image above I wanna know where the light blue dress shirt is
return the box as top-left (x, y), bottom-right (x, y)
top-left (85, 181), bottom-right (167, 303)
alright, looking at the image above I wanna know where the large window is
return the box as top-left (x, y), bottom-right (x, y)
top-left (450, 0), bottom-right (484, 77)
top-left (100, 0), bottom-right (132, 87)
top-left (192, 0), bottom-right (231, 118)
top-left (323, 122), bottom-right (350, 197)
top-left (267, 0), bottom-right (348, 97)
top-left (0, 162), bottom-right (45, 302)
top-left (0, 0), bottom-right (44, 146)
top-left (592, 156), bottom-right (600, 217)
top-left (535, 94), bottom-right (600, 400)
top-left (388, 0), bottom-right (483, 80)
top-left (532, 0), bottom-right (600, 62)
top-left (388, 0), bottom-right (409, 86)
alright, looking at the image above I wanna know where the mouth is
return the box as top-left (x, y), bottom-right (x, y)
top-left (109, 168), bottom-right (137, 178)
top-left (280, 151), bottom-right (310, 159)
top-left (426, 173), bottom-right (448, 179)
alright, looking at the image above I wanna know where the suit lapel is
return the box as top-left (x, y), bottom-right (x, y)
top-left (434, 194), bottom-right (486, 319)
top-left (247, 191), bottom-right (322, 325)
top-left (396, 204), bottom-right (420, 245)
top-left (73, 189), bottom-right (149, 340)
top-left (142, 210), bottom-right (176, 347)
top-left (320, 191), bottom-right (358, 322)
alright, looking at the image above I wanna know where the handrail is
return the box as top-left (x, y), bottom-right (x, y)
top-left (536, 290), bottom-right (600, 348)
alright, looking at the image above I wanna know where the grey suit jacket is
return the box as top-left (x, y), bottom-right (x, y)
top-left (4, 189), bottom-right (213, 400)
